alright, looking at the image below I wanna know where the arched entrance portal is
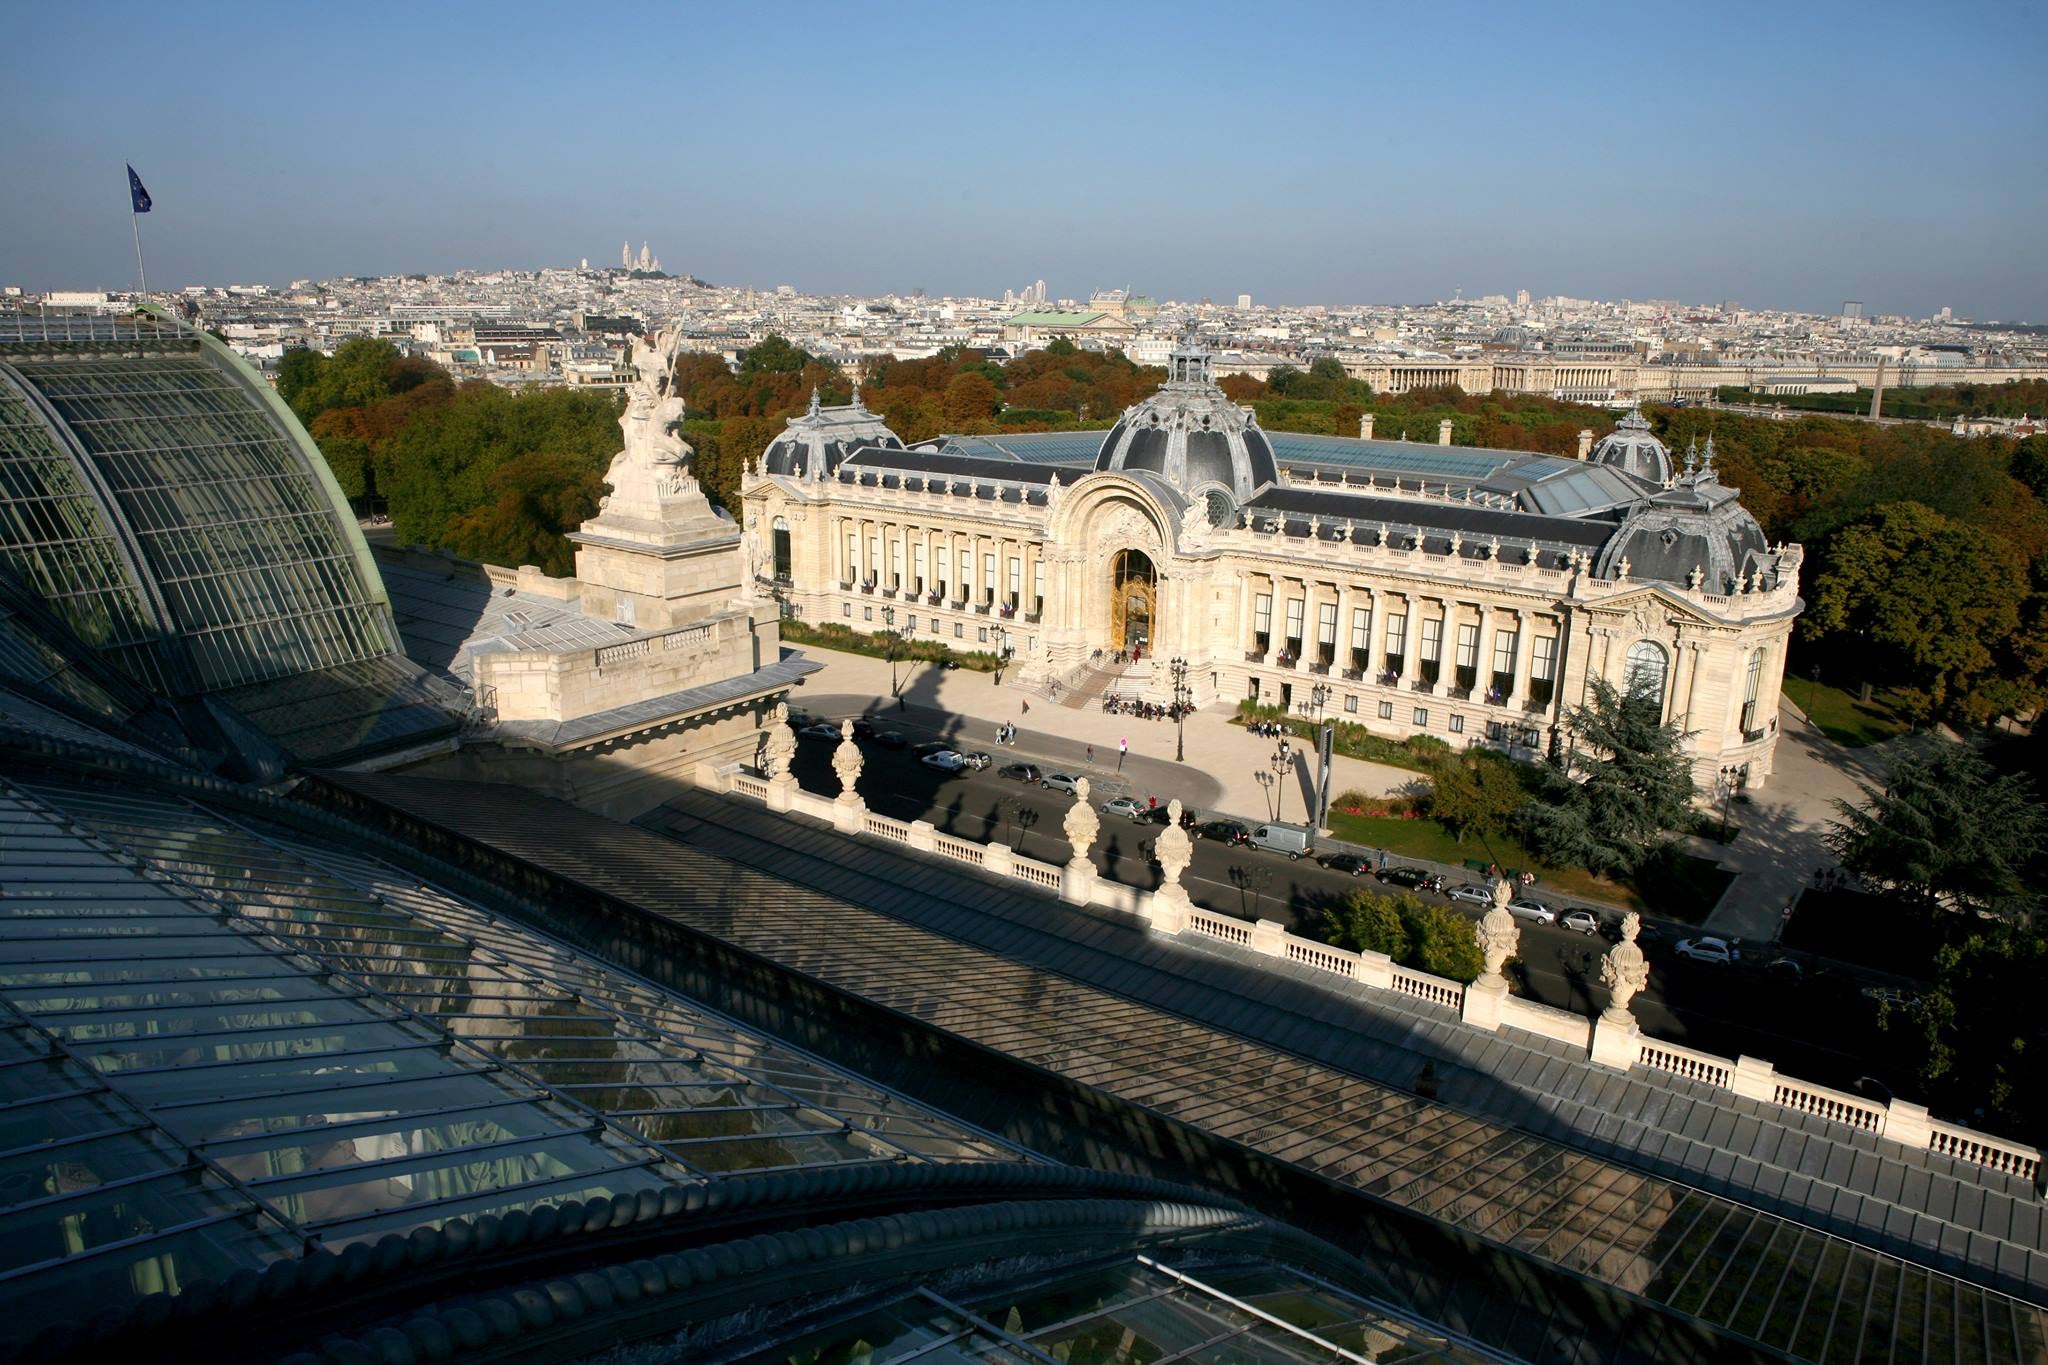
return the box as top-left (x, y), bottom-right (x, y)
top-left (1109, 549), bottom-right (1156, 651)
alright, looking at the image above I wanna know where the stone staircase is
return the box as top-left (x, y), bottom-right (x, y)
top-left (1058, 661), bottom-right (1127, 708)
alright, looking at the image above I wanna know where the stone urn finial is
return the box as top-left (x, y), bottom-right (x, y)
top-left (761, 701), bottom-right (798, 780)
top-left (832, 720), bottom-right (863, 804)
top-left (1599, 912), bottom-right (1651, 1024)
top-left (1475, 879), bottom-right (1520, 982)
top-left (1063, 777), bottom-right (1100, 869)
top-left (1154, 799), bottom-right (1193, 894)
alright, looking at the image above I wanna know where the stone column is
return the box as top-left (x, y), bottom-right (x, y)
top-left (1147, 798), bottom-right (1194, 933)
top-left (760, 701), bottom-right (799, 812)
top-left (1476, 603), bottom-right (1495, 699)
top-left (1511, 610), bottom-right (1537, 709)
top-left (1438, 418), bottom-right (1454, 446)
top-left (1360, 412), bottom-right (1375, 440)
top-left (1462, 879), bottom-right (1520, 1032)
top-left (1591, 911), bottom-right (1651, 1067)
top-left (1400, 593), bottom-right (1421, 685)
top-left (1061, 777), bottom-right (1100, 904)
top-left (831, 719), bottom-right (865, 832)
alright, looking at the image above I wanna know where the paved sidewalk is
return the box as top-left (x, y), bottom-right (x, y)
top-left (785, 645), bottom-right (1418, 825)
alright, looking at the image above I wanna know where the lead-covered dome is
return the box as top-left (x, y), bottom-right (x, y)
top-left (760, 386), bottom-right (902, 480)
top-left (1588, 406), bottom-right (1672, 486)
top-left (1595, 439), bottom-right (1773, 590)
top-left (1095, 341), bottom-right (1277, 510)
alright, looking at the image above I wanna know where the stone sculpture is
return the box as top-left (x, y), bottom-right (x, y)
top-left (1063, 777), bottom-right (1099, 868)
top-left (760, 702), bottom-right (797, 781)
top-left (1154, 799), bottom-right (1193, 896)
top-left (1599, 912), bottom-right (1651, 1023)
top-left (1475, 878), bottom-right (1520, 981)
top-left (832, 719), bottom-right (863, 804)
top-left (600, 325), bottom-right (696, 513)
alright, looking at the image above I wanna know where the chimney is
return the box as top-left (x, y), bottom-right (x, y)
top-left (1359, 413), bottom-right (1375, 440)
top-left (1437, 418), bottom-right (1453, 447)
top-left (1577, 429), bottom-right (1594, 459)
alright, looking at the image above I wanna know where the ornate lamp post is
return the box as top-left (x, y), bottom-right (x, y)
top-left (1270, 739), bottom-right (1296, 823)
top-left (1308, 680), bottom-right (1330, 720)
top-left (1169, 655), bottom-right (1190, 762)
top-left (880, 604), bottom-right (898, 695)
top-left (1719, 764), bottom-right (1743, 839)
top-left (991, 622), bottom-right (1008, 686)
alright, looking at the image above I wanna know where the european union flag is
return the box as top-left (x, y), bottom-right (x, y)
top-left (126, 164), bottom-right (152, 214)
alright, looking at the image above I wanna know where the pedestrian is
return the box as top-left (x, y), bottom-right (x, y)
top-left (1086, 744), bottom-right (1095, 764)
top-left (1147, 795), bottom-right (1157, 811)
top-left (1021, 699), bottom-right (1030, 714)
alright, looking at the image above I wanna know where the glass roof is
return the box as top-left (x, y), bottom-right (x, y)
top-left (739, 1254), bottom-right (1497, 1364)
top-left (1268, 433), bottom-right (1517, 481)
top-left (0, 770), bottom-right (1024, 1332)
top-left (937, 431), bottom-right (1109, 465)
top-left (1, 343), bottom-right (394, 691)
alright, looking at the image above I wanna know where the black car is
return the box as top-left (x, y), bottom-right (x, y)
top-left (1133, 804), bottom-right (1197, 828)
top-left (1376, 866), bottom-right (1434, 890)
top-left (872, 731), bottom-right (908, 750)
top-left (998, 763), bottom-right (1044, 783)
top-left (1195, 819), bottom-right (1250, 846)
top-left (1317, 853), bottom-right (1373, 876)
top-left (851, 719), bottom-right (879, 740)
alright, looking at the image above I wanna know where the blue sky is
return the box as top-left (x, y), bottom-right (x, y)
top-left (5, 0), bottom-right (2044, 317)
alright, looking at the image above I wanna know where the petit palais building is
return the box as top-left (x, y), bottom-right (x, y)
top-left (743, 342), bottom-right (1802, 790)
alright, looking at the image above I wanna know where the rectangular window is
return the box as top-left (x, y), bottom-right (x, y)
top-left (1449, 714), bottom-right (1465, 733)
top-left (1421, 618), bottom-right (1443, 663)
top-left (890, 541), bottom-right (902, 589)
top-left (1254, 593), bottom-right (1273, 635)
top-left (1317, 602), bottom-right (1337, 645)
top-left (868, 537), bottom-right (880, 580)
top-left (1454, 623), bottom-right (1478, 670)
top-left (1532, 635), bottom-right (1558, 680)
top-left (1349, 606), bottom-right (1371, 651)
top-left (842, 602), bottom-right (851, 618)
top-left (978, 627), bottom-right (989, 643)
top-left (1493, 629), bottom-right (1517, 676)
top-left (845, 533), bottom-right (858, 581)
top-left (1344, 694), bottom-right (1358, 714)
top-left (1284, 597), bottom-right (1305, 643)
top-left (913, 543), bottom-right (926, 587)
top-left (1008, 557), bottom-right (1021, 596)
top-left (1378, 700), bottom-right (1394, 720)
top-left (863, 605), bottom-right (873, 622)
top-left (907, 615), bottom-right (918, 633)
top-left (1033, 561), bottom-right (1045, 613)
top-left (954, 622), bottom-right (963, 638)
top-left (958, 551), bottom-right (971, 596)
top-left (1413, 707), bottom-right (1429, 726)
top-left (983, 553), bottom-right (996, 602)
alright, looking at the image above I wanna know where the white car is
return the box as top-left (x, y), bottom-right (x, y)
top-left (1507, 897), bottom-right (1556, 926)
top-left (798, 722), bottom-right (840, 740)
top-left (1099, 796), bottom-right (1147, 820)
top-left (1674, 936), bottom-right (1739, 966)
top-left (919, 750), bottom-right (968, 773)
top-left (1040, 773), bottom-right (1081, 796)
top-left (1560, 910), bottom-right (1601, 935)
top-left (1446, 883), bottom-right (1494, 906)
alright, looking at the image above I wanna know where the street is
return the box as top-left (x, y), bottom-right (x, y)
top-left (776, 701), bottom-right (1911, 1094)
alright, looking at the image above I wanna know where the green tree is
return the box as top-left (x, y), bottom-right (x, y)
top-left (1827, 741), bottom-right (2044, 918)
top-left (1520, 679), bottom-right (1697, 875)
top-left (441, 448), bottom-right (607, 575)
top-left (738, 334), bottom-right (813, 375)
top-left (1324, 889), bottom-right (1410, 960)
top-left (1403, 900), bottom-right (1485, 982)
top-left (1427, 750), bottom-right (1526, 843)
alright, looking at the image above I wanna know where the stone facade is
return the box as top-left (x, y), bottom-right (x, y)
top-left (743, 346), bottom-right (1800, 791)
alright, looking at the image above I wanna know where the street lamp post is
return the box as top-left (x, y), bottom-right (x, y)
top-left (991, 623), bottom-right (1008, 686)
top-left (1169, 656), bottom-right (1190, 763)
top-left (1270, 739), bottom-right (1296, 823)
top-left (880, 605), bottom-right (898, 695)
top-left (1719, 764), bottom-right (1742, 840)
top-left (1308, 681), bottom-right (1329, 721)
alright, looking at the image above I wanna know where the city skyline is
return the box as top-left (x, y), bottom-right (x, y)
top-left (5, 1), bottom-right (2046, 319)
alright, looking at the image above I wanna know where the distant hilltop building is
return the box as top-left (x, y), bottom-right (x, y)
top-left (621, 239), bottom-right (662, 272)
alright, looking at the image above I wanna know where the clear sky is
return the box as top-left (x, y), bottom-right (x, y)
top-left (6, 0), bottom-right (2044, 318)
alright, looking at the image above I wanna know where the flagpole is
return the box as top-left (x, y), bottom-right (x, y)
top-left (130, 206), bottom-right (149, 308)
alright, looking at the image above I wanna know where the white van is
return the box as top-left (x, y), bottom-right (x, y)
top-left (1248, 822), bottom-right (1313, 859)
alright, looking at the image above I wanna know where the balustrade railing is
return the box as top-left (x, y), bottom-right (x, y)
top-left (1389, 965), bottom-right (1463, 1010)
top-left (1638, 1041), bottom-right (1733, 1088)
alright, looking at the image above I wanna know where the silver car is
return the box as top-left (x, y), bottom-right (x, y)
top-left (1040, 773), bottom-right (1081, 796)
top-left (1446, 883), bottom-right (1494, 906)
top-left (1560, 910), bottom-right (1601, 935)
top-left (1507, 897), bottom-right (1557, 926)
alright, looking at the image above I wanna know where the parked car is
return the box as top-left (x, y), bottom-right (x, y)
top-left (1099, 796), bottom-right (1147, 820)
top-left (1247, 823), bottom-right (1313, 859)
top-left (913, 740), bottom-right (954, 757)
top-left (1377, 866), bottom-right (1435, 890)
top-left (919, 750), bottom-right (967, 773)
top-left (798, 722), bottom-right (840, 740)
top-left (1762, 956), bottom-right (1804, 982)
top-left (957, 751), bottom-right (993, 771)
top-left (998, 763), bottom-right (1044, 783)
top-left (1674, 935), bottom-right (1739, 966)
top-left (1560, 910), bottom-right (1601, 935)
top-left (1316, 852), bottom-right (1373, 876)
top-left (1446, 883), bottom-right (1494, 907)
top-left (1507, 898), bottom-right (1557, 926)
top-left (1197, 819), bottom-right (1251, 846)
top-left (851, 719), bottom-right (879, 740)
top-left (871, 730), bottom-right (908, 750)
top-left (1040, 773), bottom-right (1082, 796)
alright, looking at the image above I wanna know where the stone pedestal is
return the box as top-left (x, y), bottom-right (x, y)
top-left (1146, 887), bottom-right (1190, 934)
top-left (765, 774), bottom-right (798, 813)
top-left (1730, 1054), bottom-right (1778, 1103)
top-left (1462, 975), bottom-right (1508, 1032)
top-left (831, 795), bottom-right (864, 834)
top-left (1882, 1099), bottom-right (1934, 1149)
top-left (985, 842), bottom-right (1015, 878)
top-left (1251, 919), bottom-right (1287, 958)
top-left (1060, 860), bottom-right (1097, 905)
top-left (1590, 1012), bottom-right (1641, 1069)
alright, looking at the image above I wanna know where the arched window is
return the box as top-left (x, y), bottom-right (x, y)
top-left (1739, 648), bottom-right (1766, 734)
top-left (771, 516), bottom-right (791, 582)
top-left (1623, 640), bottom-right (1668, 711)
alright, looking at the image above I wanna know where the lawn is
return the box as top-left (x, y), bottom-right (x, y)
top-left (1782, 676), bottom-right (1913, 748)
top-left (1325, 811), bottom-right (1732, 922)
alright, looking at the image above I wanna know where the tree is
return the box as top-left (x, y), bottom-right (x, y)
top-left (1324, 889), bottom-right (1410, 960)
top-left (1520, 679), bottom-right (1696, 875)
top-left (1404, 900), bottom-right (1485, 982)
top-left (738, 334), bottom-right (813, 375)
top-left (1806, 501), bottom-right (2031, 719)
top-left (943, 371), bottom-right (1001, 428)
top-left (442, 448), bottom-right (607, 576)
top-left (1828, 741), bottom-right (2044, 918)
top-left (1427, 750), bottom-right (1526, 843)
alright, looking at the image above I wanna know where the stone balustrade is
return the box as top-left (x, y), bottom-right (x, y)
top-left (715, 766), bottom-right (2042, 1183)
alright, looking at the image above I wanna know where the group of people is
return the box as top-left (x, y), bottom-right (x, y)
top-left (1100, 693), bottom-right (1189, 720)
top-left (996, 721), bottom-right (1020, 745)
top-left (1247, 719), bottom-right (1290, 738)
top-left (1090, 646), bottom-right (1145, 665)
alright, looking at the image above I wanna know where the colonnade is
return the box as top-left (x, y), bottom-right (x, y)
top-left (830, 513), bottom-right (1046, 619)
